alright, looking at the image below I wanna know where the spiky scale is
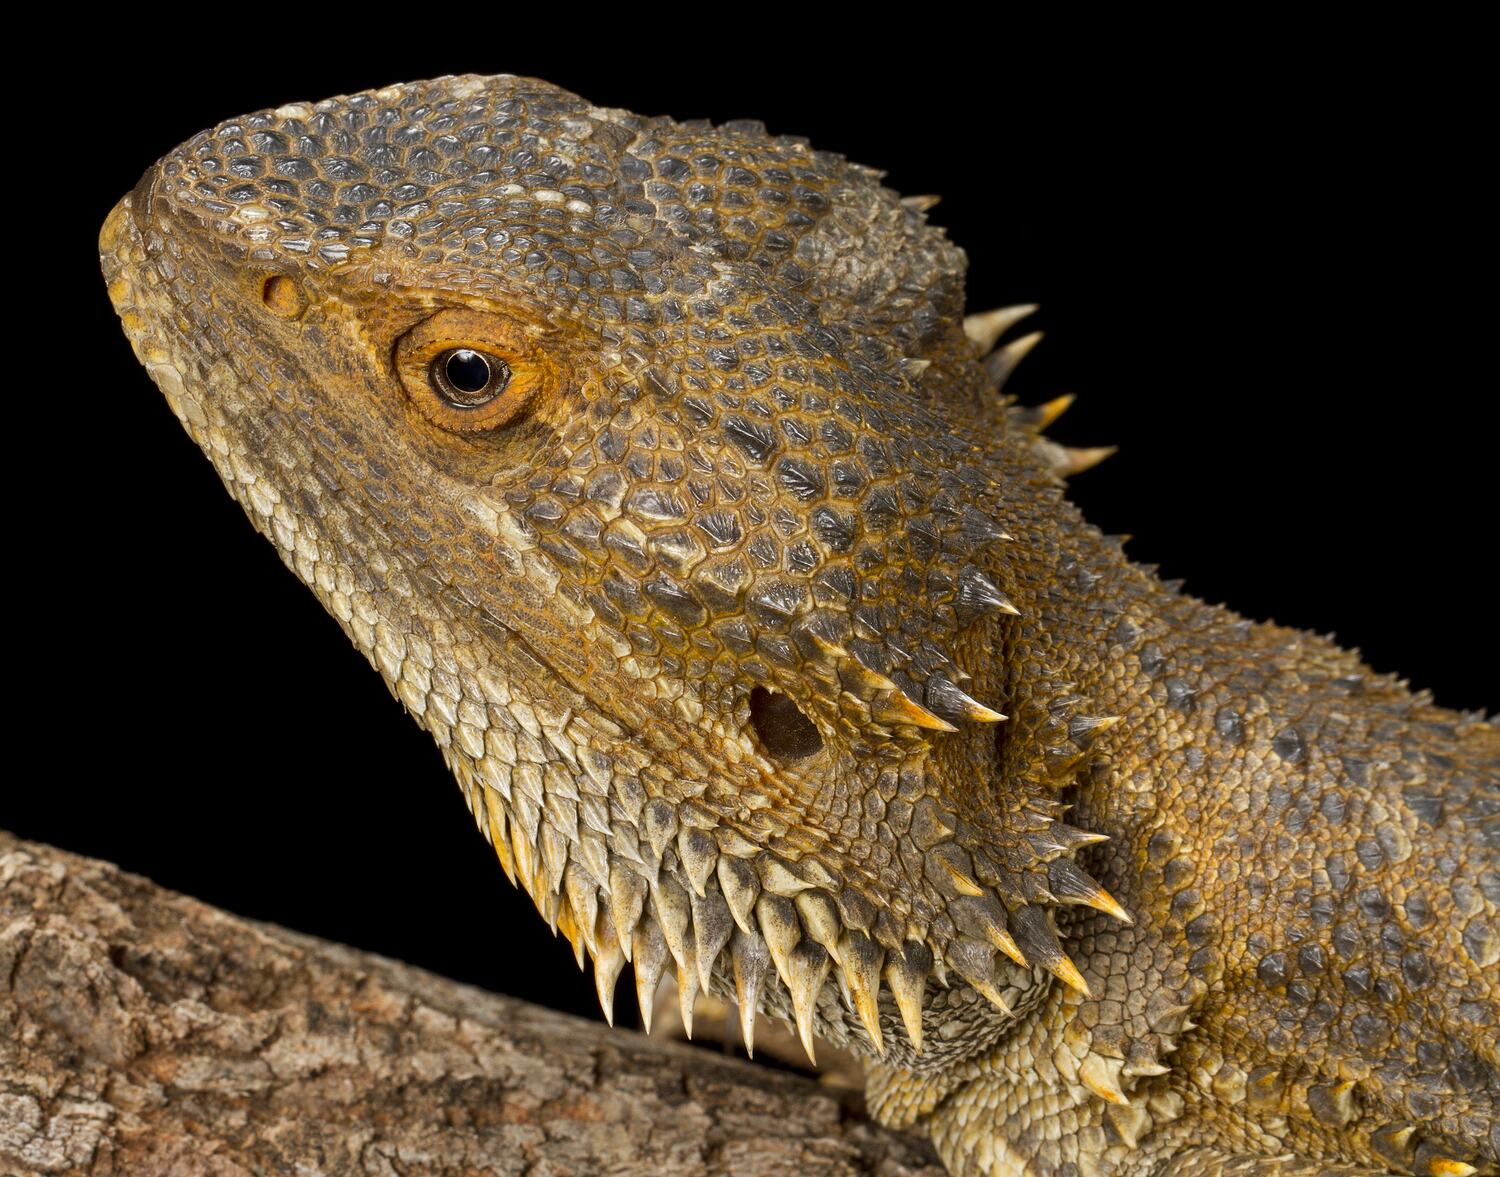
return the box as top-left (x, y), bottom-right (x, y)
top-left (684, 890), bottom-right (730, 994)
top-left (1048, 823), bottom-right (1112, 851)
top-left (1012, 904), bottom-right (1091, 997)
top-left (886, 941), bottom-right (932, 1054)
top-left (482, 787), bottom-right (518, 887)
top-left (642, 797), bottom-right (677, 861)
top-left (608, 863), bottom-right (646, 962)
top-left (1307, 1080), bottom-right (1358, 1129)
top-left (946, 936), bottom-right (1013, 1015)
top-left (1109, 1103), bottom-right (1152, 1151)
top-left (1245, 1066), bottom-right (1284, 1110)
top-left (984, 331), bottom-right (1044, 389)
top-left (1048, 859), bottom-right (1134, 925)
top-left (1057, 445), bottom-right (1117, 477)
top-left (632, 920), bottom-right (669, 1036)
top-left (1034, 392), bottom-right (1076, 431)
top-left (757, 894), bottom-right (801, 991)
top-left (594, 937), bottom-right (626, 1027)
top-left (564, 866), bottom-right (600, 954)
top-left (1372, 1125), bottom-right (1420, 1168)
top-left (957, 894), bottom-right (1029, 968)
top-left (955, 565), bottom-right (1021, 622)
top-left (731, 929), bottom-right (771, 1058)
top-left (963, 303), bottom-right (1039, 353)
top-left (788, 940), bottom-right (832, 1064)
top-left (557, 901), bottom-right (587, 970)
top-left (758, 855), bottom-right (811, 898)
top-left (1069, 713), bottom-right (1121, 749)
top-left (715, 855), bottom-right (760, 935)
top-left (795, 889), bottom-right (844, 962)
top-left (871, 687), bottom-right (959, 733)
top-left (677, 954), bottom-right (700, 1040)
top-left (926, 676), bottom-right (1007, 725)
top-left (651, 875), bottom-right (693, 977)
top-left (1079, 1054), bottom-right (1131, 1106)
top-left (677, 827), bottom-right (718, 898)
top-left (900, 193), bottom-right (941, 213)
top-left (539, 824), bottom-right (569, 896)
top-left (839, 929), bottom-right (886, 1055)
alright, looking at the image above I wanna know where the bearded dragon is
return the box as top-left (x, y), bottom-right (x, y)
top-left (99, 74), bottom-right (1498, 1177)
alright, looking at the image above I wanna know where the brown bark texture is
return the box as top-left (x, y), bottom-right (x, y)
top-left (0, 832), bottom-right (942, 1177)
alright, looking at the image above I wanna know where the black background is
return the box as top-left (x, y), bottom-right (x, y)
top-left (15, 36), bottom-right (1492, 1026)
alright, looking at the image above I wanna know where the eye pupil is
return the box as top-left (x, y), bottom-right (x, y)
top-left (430, 347), bottom-right (511, 408)
top-left (445, 349), bottom-right (491, 394)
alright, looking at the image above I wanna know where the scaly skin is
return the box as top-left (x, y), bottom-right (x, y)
top-left (99, 75), bottom-right (1497, 1177)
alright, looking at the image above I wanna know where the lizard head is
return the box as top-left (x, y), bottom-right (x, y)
top-left (101, 74), bottom-right (1127, 1068)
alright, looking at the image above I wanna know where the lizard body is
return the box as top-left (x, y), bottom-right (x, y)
top-left (99, 74), bottom-right (1498, 1177)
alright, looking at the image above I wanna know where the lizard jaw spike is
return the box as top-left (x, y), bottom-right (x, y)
top-left (801, 628), bottom-right (850, 662)
top-left (958, 695), bottom-right (1007, 724)
top-left (885, 941), bottom-right (931, 1055)
top-left (926, 674), bottom-right (1008, 725)
top-left (964, 303), bottom-right (1039, 354)
top-left (692, 890), bottom-right (734, 992)
top-left (594, 939), bottom-right (626, 1027)
top-left (677, 962), bottom-right (699, 1040)
top-left (956, 565), bottom-right (1021, 623)
top-left (756, 894), bottom-right (801, 990)
top-left (940, 859), bottom-right (988, 897)
top-left (1069, 713), bottom-right (1122, 748)
top-left (559, 906), bottom-right (587, 971)
top-left (1049, 859), bottom-right (1135, 926)
top-left (984, 330), bottom-right (1044, 389)
top-left (870, 687), bottom-right (959, 733)
top-left (1012, 905), bottom-right (1092, 997)
top-left (730, 929), bottom-right (770, 1059)
top-left (986, 922), bottom-right (1028, 968)
top-left (946, 938), bottom-right (1013, 1016)
top-left (794, 889), bottom-right (844, 962)
top-left (608, 864), bottom-right (646, 962)
top-left (1047, 953), bottom-right (1092, 998)
top-left (632, 920), bottom-right (669, 1036)
top-left (788, 941), bottom-right (832, 1065)
top-left (1107, 1104), bottom-right (1151, 1149)
top-left (716, 855), bottom-right (760, 934)
top-left (677, 828), bottom-right (718, 898)
top-left (840, 930), bottom-right (886, 1056)
top-left (900, 193), bottom-right (941, 212)
top-left (651, 876), bottom-right (693, 977)
top-left (1053, 823), bottom-right (1111, 849)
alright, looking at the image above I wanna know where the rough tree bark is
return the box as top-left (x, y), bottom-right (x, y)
top-left (0, 832), bottom-right (942, 1177)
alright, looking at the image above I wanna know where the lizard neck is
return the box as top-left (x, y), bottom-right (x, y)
top-left (886, 489), bottom-right (1497, 1176)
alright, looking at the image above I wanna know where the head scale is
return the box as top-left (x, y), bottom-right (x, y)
top-left (101, 74), bottom-right (1125, 1066)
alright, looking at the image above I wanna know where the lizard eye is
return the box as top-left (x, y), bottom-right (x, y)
top-left (394, 309), bottom-right (557, 434)
top-left (431, 348), bottom-right (511, 407)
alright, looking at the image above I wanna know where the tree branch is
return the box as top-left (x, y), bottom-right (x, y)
top-left (0, 832), bottom-right (941, 1176)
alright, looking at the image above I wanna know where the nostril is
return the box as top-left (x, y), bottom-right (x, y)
top-left (749, 687), bottom-right (823, 762)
